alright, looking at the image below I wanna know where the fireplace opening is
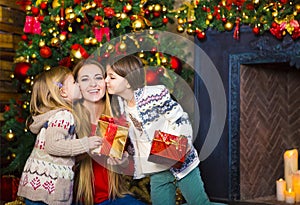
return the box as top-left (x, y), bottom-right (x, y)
top-left (239, 62), bottom-right (300, 202)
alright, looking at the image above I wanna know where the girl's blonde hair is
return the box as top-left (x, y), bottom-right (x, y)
top-left (73, 59), bottom-right (130, 205)
top-left (29, 66), bottom-right (82, 132)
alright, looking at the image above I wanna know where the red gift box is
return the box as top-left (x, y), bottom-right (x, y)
top-left (0, 175), bottom-right (20, 202)
top-left (148, 130), bottom-right (188, 168)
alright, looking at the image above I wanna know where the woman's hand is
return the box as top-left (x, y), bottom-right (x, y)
top-left (107, 151), bottom-right (129, 168)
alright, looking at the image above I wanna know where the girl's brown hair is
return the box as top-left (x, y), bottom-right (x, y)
top-left (108, 55), bottom-right (145, 90)
top-left (73, 59), bottom-right (130, 205)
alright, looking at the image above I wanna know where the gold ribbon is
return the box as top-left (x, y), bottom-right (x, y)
top-left (154, 131), bottom-right (186, 150)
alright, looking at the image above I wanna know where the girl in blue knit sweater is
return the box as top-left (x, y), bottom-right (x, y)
top-left (105, 55), bottom-right (217, 205)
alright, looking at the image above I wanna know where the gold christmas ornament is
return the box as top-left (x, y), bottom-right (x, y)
top-left (44, 65), bottom-right (51, 70)
top-left (84, 38), bottom-right (91, 45)
top-left (51, 37), bottom-right (59, 46)
top-left (31, 53), bottom-right (37, 59)
top-left (221, 0), bottom-right (226, 6)
top-left (118, 42), bottom-right (127, 52)
top-left (120, 13), bottom-right (127, 19)
top-left (161, 57), bottom-right (167, 65)
top-left (91, 1), bottom-right (97, 8)
top-left (177, 25), bottom-right (185, 33)
top-left (71, 48), bottom-right (83, 59)
top-left (207, 13), bottom-right (213, 21)
top-left (65, 7), bottom-right (73, 14)
top-left (154, 4), bottom-right (161, 12)
top-left (11, 153), bottom-right (16, 158)
top-left (66, 13), bottom-right (76, 23)
top-left (39, 40), bottom-right (45, 47)
top-left (25, 5), bottom-right (32, 12)
top-left (55, 15), bottom-right (60, 23)
top-left (52, 0), bottom-right (61, 8)
top-left (148, 5), bottom-right (154, 11)
top-left (59, 34), bottom-right (67, 42)
top-left (126, 4), bottom-right (132, 11)
top-left (48, 28), bottom-right (54, 33)
top-left (224, 22), bottom-right (233, 31)
top-left (107, 44), bottom-right (115, 53)
top-left (187, 28), bottom-right (195, 35)
top-left (138, 52), bottom-right (145, 58)
top-left (177, 18), bottom-right (185, 25)
top-left (252, 0), bottom-right (259, 5)
top-left (25, 77), bottom-right (31, 84)
top-left (90, 38), bottom-right (98, 45)
top-left (132, 19), bottom-right (145, 31)
top-left (296, 4), bottom-right (300, 13)
top-left (6, 130), bottom-right (15, 141)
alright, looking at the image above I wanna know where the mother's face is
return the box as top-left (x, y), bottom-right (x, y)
top-left (77, 64), bottom-right (106, 103)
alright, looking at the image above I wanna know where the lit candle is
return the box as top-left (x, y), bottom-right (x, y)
top-left (284, 149), bottom-right (298, 190)
top-left (292, 171), bottom-right (300, 202)
top-left (285, 188), bottom-right (296, 204)
top-left (276, 178), bottom-right (286, 201)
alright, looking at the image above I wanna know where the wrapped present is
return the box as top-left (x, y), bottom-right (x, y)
top-left (95, 114), bottom-right (129, 159)
top-left (0, 175), bottom-right (20, 202)
top-left (148, 130), bottom-right (188, 168)
top-left (23, 16), bottom-right (41, 34)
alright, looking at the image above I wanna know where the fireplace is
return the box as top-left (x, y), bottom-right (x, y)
top-left (194, 27), bottom-right (300, 202)
top-left (239, 63), bottom-right (300, 200)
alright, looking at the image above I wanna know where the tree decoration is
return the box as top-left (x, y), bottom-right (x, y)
top-left (13, 62), bottom-right (30, 81)
top-left (173, 0), bottom-right (300, 40)
top-left (39, 46), bottom-right (52, 58)
top-left (2, 0), bottom-right (299, 203)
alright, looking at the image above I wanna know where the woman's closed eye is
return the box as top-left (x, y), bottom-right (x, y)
top-left (95, 74), bottom-right (104, 80)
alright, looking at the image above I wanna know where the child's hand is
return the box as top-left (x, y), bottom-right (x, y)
top-left (88, 136), bottom-right (102, 150)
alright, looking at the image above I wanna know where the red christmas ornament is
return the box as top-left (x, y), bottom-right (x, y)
top-left (40, 1), bottom-right (47, 9)
top-left (14, 62), bottom-right (30, 80)
top-left (252, 26), bottom-right (260, 35)
top-left (104, 7), bottom-right (115, 18)
top-left (21, 34), bottom-right (28, 41)
top-left (38, 15), bottom-right (44, 22)
top-left (146, 69), bottom-right (159, 85)
top-left (59, 19), bottom-right (66, 28)
top-left (153, 11), bottom-right (160, 17)
top-left (196, 31), bottom-right (206, 40)
top-left (31, 6), bottom-right (40, 16)
top-left (40, 46), bottom-right (52, 58)
top-left (4, 105), bottom-right (10, 112)
top-left (170, 56), bottom-right (182, 74)
top-left (162, 17), bottom-right (169, 24)
top-left (59, 57), bottom-right (72, 68)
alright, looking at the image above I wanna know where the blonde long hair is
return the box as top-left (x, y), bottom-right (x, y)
top-left (73, 59), bottom-right (130, 205)
top-left (29, 66), bottom-right (82, 131)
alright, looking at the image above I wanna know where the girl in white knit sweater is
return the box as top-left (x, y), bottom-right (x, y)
top-left (17, 66), bottom-right (101, 205)
top-left (105, 55), bottom-right (218, 205)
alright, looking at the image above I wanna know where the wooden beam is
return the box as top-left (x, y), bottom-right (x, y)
top-left (0, 92), bottom-right (21, 101)
top-left (0, 23), bottom-right (23, 35)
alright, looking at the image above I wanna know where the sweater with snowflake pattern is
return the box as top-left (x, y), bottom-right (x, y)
top-left (17, 109), bottom-right (90, 205)
top-left (123, 85), bottom-right (200, 180)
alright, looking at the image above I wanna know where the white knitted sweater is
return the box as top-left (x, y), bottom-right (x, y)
top-left (17, 109), bottom-right (89, 205)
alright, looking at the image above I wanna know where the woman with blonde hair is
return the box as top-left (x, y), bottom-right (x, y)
top-left (73, 59), bottom-right (145, 205)
top-left (17, 66), bottom-right (101, 205)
